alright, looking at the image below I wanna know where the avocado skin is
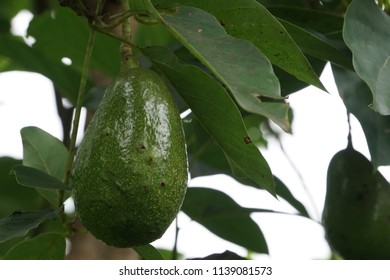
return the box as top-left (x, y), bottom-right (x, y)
top-left (323, 147), bottom-right (390, 259)
top-left (71, 65), bottom-right (188, 248)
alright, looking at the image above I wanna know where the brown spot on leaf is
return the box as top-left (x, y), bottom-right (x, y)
top-left (160, 182), bottom-right (166, 187)
top-left (244, 136), bottom-right (252, 144)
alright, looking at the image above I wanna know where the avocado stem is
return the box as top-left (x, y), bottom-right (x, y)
top-left (120, 0), bottom-right (139, 68)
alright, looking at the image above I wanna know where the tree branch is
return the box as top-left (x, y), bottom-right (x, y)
top-left (54, 88), bottom-right (74, 148)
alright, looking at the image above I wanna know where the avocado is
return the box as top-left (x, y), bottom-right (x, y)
top-left (71, 61), bottom-right (188, 248)
top-left (323, 146), bottom-right (390, 259)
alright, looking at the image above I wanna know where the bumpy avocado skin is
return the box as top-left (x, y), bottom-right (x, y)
top-left (323, 147), bottom-right (390, 259)
top-left (71, 65), bottom-right (188, 248)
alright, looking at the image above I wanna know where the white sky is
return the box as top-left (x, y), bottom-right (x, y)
top-left (1, 10), bottom-right (387, 260)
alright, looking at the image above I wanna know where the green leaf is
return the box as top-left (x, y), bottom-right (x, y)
top-left (10, 165), bottom-right (72, 191)
top-left (274, 177), bottom-right (309, 218)
top-left (184, 114), bottom-right (232, 178)
top-left (184, 116), bottom-right (310, 216)
top-left (275, 56), bottom-right (327, 96)
top-left (0, 237), bottom-right (25, 259)
top-left (20, 126), bottom-right (68, 181)
top-left (182, 187), bottom-right (268, 253)
top-left (343, 0), bottom-right (390, 115)
top-left (0, 158), bottom-right (51, 257)
top-left (149, 4), bottom-right (293, 131)
top-left (134, 22), bottom-right (178, 47)
top-left (332, 65), bottom-right (390, 167)
top-left (20, 126), bottom-right (69, 206)
top-left (143, 46), bottom-right (275, 195)
top-left (0, 209), bottom-right (59, 243)
top-left (204, 2), bottom-right (325, 90)
top-left (4, 233), bottom-right (66, 260)
top-left (160, 6), bottom-right (281, 97)
top-left (0, 157), bottom-right (44, 217)
top-left (266, 5), bottom-right (344, 35)
top-left (279, 19), bottom-right (352, 70)
top-left (133, 244), bottom-right (166, 260)
top-left (152, 0), bottom-right (325, 91)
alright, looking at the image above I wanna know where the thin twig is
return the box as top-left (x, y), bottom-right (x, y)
top-left (62, 1), bottom-right (103, 190)
top-left (54, 88), bottom-right (73, 148)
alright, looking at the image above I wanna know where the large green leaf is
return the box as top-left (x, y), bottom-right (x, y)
top-left (332, 66), bottom-right (390, 167)
top-left (161, 5), bottom-right (281, 98)
top-left (20, 126), bottom-right (69, 206)
top-left (0, 237), bottom-right (25, 259)
top-left (20, 127), bottom-right (68, 182)
top-left (266, 5), bottom-right (344, 35)
top-left (4, 233), bottom-right (66, 260)
top-left (0, 157), bottom-right (46, 256)
top-left (153, 5), bottom-right (293, 131)
top-left (11, 165), bottom-right (72, 191)
top-left (0, 157), bottom-right (44, 217)
top-left (185, 112), bottom-right (268, 182)
top-left (343, 0), bottom-right (390, 115)
top-left (0, 209), bottom-right (59, 243)
top-left (143, 46), bottom-right (275, 195)
top-left (184, 114), bottom-right (232, 178)
top-left (152, 0), bottom-right (324, 91)
top-left (182, 187), bottom-right (268, 253)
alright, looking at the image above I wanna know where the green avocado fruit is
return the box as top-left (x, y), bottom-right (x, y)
top-left (71, 61), bottom-right (188, 248)
top-left (323, 146), bottom-right (390, 259)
